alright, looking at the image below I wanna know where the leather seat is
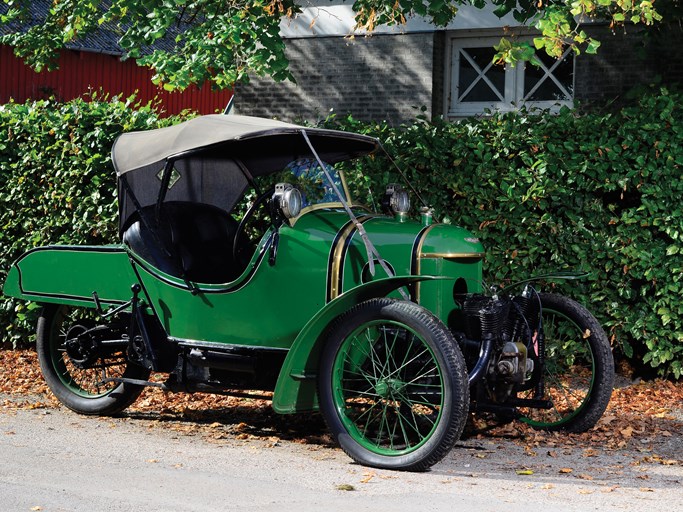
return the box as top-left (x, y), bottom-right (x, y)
top-left (123, 202), bottom-right (240, 284)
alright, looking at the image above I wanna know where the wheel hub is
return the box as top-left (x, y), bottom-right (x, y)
top-left (64, 323), bottom-right (99, 369)
top-left (374, 378), bottom-right (405, 398)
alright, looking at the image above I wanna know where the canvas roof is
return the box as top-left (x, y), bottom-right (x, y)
top-left (111, 114), bottom-right (379, 176)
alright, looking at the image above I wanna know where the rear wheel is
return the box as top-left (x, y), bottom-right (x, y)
top-left (517, 293), bottom-right (614, 432)
top-left (319, 298), bottom-right (469, 471)
top-left (36, 304), bottom-right (150, 415)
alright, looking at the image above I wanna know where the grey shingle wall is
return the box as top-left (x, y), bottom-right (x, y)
top-left (234, 33), bottom-right (436, 125)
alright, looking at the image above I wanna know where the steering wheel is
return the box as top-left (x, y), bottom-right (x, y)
top-left (233, 187), bottom-right (274, 263)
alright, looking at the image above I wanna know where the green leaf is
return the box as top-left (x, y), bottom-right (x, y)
top-left (586, 39), bottom-right (601, 55)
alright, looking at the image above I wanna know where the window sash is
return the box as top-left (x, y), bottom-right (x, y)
top-left (447, 36), bottom-right (574, 118)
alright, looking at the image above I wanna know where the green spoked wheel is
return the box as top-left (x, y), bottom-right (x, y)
top-left (319, 298), bottom-right (469, 471)
top-left (517, 293), bottom-right (615, 432)
top-left (36, 304), bottom-right (150, 416)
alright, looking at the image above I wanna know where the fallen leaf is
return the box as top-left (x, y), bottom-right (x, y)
top-left (360, 471), bottom-right (375, 483)
top-left (378, 474), bottom-right (398, 480)
top-left (336, 484), bottom-right (355, 491)
top-left (516, 469), bottom-right (534, 475)
top-left (559, 468), bottom-right (573, 474)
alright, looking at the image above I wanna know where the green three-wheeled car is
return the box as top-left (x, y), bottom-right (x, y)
top-left (3, 114), bottom-right (614, 471)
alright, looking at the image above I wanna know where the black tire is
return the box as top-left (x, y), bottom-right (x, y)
top-left (318, 298), bottom-right (469, 471)
top-left (36, 304), bottom-right (150, 416)
top-left (517, 293), bottom-right (615, 432)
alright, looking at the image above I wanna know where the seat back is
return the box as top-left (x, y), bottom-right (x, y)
top-left (123, 202), bottom-right (240, 284)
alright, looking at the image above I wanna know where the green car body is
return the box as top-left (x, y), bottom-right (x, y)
top-left (4, 208), bottom-right (484, 412)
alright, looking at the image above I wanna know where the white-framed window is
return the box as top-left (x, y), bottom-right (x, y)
top-left (446, 35), bottom-right (575, 118)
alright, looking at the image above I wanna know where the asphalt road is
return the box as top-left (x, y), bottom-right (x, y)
top-left (1, 403), bottom-right (681, 512)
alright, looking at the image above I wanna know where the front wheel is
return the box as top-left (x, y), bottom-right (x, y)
top-left (319, 298), bottom-right (469, 471)
top-left (36, 304), bottom-right (150, 416)
top-left (517, 293), bottom-right (615, 432)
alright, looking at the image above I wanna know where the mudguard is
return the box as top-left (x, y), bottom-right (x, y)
top-left (272, 275), bottom-right (442, 414)
top-left (3, 245), bottom-right (139, 309)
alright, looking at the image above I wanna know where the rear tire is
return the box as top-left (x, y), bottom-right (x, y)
top-left (318, 298), bottom-right (469, 471)
top-left (517, 293), bottom-right (614, 432)
top-left (37, 304), bottom-right (150, 416)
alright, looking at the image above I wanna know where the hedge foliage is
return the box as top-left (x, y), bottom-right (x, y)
top-left (1, 90), bottom-right (681, 377)
top-left (328, 88), bottom-right (682, 378)
top-left (0, 96), bottom-right (183, 347)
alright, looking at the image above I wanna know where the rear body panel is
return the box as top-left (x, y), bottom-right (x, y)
top-left (4, 246), bottom-right (138, 308)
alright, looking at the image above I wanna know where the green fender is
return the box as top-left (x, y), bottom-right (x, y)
top-left (271, 275), bottom-right (441, 414)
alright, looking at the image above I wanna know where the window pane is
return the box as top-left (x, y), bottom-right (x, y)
top-left (458, 48), bottom-right (504, 102)
top-left (524, 52), bottom-right (574, 101)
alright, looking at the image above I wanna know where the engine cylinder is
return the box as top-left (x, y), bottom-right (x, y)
top-left (463, 295), bottom-right (509, 341)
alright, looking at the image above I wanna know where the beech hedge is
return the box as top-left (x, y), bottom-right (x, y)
top-left (328, 88), bottom-right (682, 378)
top-left (0, 97), bottom-right (183, 347)
top-left (1, 90), bottom-right (681, 377)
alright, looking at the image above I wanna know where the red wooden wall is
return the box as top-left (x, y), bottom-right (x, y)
top-left (0, 45), bottom-right (232, 116)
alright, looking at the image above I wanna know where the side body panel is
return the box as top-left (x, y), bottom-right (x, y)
top-left (132, 211), bottom-right (359, 349)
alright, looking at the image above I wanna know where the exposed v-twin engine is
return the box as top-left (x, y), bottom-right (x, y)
top-left (461, 292), bottom-right (539, 386)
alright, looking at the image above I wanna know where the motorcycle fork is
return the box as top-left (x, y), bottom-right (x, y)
top-left (532, 326), bottom-right (546, 400)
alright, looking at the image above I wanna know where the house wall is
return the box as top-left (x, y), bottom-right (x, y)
top-left (0, 45), bottom-right (232, 116)
top-left (575, 24), bottom-right (683, 105)
top-left (234, 33), bottom-right (436, 125)
top-left (236, 21), bottom-right (682, 124)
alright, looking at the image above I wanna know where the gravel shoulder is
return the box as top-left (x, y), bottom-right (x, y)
top-left (1, 390), bottom-right (681, 512)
